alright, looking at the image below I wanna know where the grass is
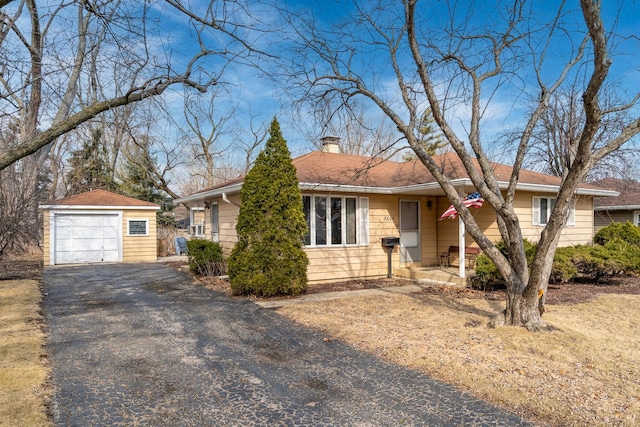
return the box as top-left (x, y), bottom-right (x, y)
top-left (0, 279), bottom-right (51, 427)
top-left (277, 291), bottom-right (640, 426)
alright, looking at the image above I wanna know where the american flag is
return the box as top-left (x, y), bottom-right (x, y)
top-left (438, 192), bottom-right (484, 220)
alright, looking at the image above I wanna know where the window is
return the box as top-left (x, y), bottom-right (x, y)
top-left (190, 207), bottom-right (205, 236)
top-left (127, 219), bottom-right (148, 236)
top-left (532, 197), bottom-right (575, 226)
top-left (634, 211), bottom-right (640, 227)
top-left (302, 195), bottom-right (369, 246)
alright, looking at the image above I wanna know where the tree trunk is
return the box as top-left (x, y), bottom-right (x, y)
top-left (492, 280), bottom-right (545, 331)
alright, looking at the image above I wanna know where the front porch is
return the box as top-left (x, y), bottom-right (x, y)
top-left (394, 265), bottom-right (475, 287)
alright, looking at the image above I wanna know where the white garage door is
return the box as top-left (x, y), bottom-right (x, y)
top-left (54, 214), bottom-right (120, 264)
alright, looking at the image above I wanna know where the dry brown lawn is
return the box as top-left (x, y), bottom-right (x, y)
top-left (0, 278), bottom-right (50, 427)
top-left (277, 288), bottom-right (640, 426)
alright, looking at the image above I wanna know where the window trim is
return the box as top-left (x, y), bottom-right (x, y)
top-left (532, 196), bottom-right (575, 227)
top-left (127, 219), bottom-right (149, 236)
top-left (303, 194), bottom-right (369, 247)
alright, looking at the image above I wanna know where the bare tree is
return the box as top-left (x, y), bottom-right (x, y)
top-left (526, 88), bottom-right (638, 180)
top-left (282, 0), bottom-right (640, 329)
top-left (0, 118), bottom-right (41, 255)
top-left (0, 0), bottom-right (266, 171)
top-left (166, 91), bottom-right (267, 196)
top-left (180, 90), bottom-right (238, 188)
top-left (296, 99), bottom-right (400, 157)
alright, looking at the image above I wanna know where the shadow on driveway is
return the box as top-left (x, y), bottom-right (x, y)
top-left (43, 263), bottom-right (530, 426)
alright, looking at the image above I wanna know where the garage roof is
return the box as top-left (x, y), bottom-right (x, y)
top-left (41, 189), bottom-right (160, 210)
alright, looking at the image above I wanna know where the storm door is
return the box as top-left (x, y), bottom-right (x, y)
top-left (400, 200), bottom-right (420, 264)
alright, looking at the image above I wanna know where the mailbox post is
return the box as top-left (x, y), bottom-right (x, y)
top-left (381, 237), bottom-right (400, 278)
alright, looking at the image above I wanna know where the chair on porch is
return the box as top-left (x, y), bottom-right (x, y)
top-left (175, 236), bottom-right (188, 255)
top-left (440, 246), bottom-right (481, 269)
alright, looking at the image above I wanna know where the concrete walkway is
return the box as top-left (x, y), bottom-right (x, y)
top-left (43, 263), bottom-right (530, 426)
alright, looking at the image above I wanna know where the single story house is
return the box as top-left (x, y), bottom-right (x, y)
top-left (40, 189), bottom-right (160, 265)
top-left (175, 142), bottom-right (617, 283)
top-left (592, 178), bottom-right (640, 231)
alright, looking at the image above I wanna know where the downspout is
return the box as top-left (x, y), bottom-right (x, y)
top-left (222, 193), bottom-right (241, 208)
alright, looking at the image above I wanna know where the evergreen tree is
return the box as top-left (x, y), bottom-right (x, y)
top-left (228, 118), bottom-right (308, 296)
top-left (119, 144), bottom-right (175, 227)
top-left (403, 107), bottom-right (448, 160)
top-left (65, 129), bottom-right (115, 195)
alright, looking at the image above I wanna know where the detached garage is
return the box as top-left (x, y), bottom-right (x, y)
top-left (40, 189), bottom-right (160, 265)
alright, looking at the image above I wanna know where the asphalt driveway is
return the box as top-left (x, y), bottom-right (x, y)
top-left (43, 263), bottom-right (530, 426)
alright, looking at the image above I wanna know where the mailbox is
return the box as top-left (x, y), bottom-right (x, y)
top-left (381, 237), bottom-right (400, 247)
top-left (381, 237), bottom-right (400, 278)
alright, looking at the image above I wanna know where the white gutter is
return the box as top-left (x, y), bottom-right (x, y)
top-left (174, 183), bottom-right (243, 204)
top-left (594, 204), bottom-right (640, 211)
top-left (174, 178), bottom-right (619, 203)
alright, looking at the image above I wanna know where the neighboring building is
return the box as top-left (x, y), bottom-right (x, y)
top-left (593, 178), bottom-right (640, 231)
top-left (175, 146), bottom-right (616, 283)
top-left (40, 189), bottom-right (160, 265)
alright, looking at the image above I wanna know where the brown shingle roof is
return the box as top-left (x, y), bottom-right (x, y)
top-left (294, 151), bottom-right (575, 188)
top-left (46, 189), bottom-right (159, 207)
top-left (177, 150), bottom-right (610, 200)
top-left (592, 178), bottom-right (640, 207)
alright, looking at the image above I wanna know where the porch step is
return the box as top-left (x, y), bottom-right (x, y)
top-left (393, 267), bottom-right (471, 287)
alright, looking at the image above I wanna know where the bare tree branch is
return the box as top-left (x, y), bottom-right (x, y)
top-left (0, 75), bottom-right (207, 171)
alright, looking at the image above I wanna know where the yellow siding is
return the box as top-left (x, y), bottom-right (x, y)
top-left (516, 193), bottom-right (594, 246)
top-left (43, 210), bottom-right (51, 265)
top-left (203, 192), bottom-right (404, 283)
top-left (219, 195), bottom-right (240, 252)
top-left (203, 196), bottom-right (239, 256)
top-left (122, 210), bottom-right (158, 262)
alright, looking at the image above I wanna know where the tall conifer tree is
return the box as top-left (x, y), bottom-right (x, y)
top-left (119, 144), bottom-right (175, 227)
top-left (228, 118), bottom-right (308, 296)
top-left (65, 129), bottom-right (115, 195)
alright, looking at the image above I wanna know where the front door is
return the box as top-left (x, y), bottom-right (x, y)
top-left (400, 200), bottom-right (420, 264)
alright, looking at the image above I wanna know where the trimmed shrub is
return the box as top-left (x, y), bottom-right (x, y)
top-left (594, 221), bottom-right (640, 246)
top-left (474, 224), bottom-right (640, 286)
top-left (596, 238), bottom-right (640, 274)
top-left (549, 246), bottom-right (578, 284)
top-left (186, 239), bottom-right (225, 276)
top-left (473, 239), bottom-right (537, 286)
